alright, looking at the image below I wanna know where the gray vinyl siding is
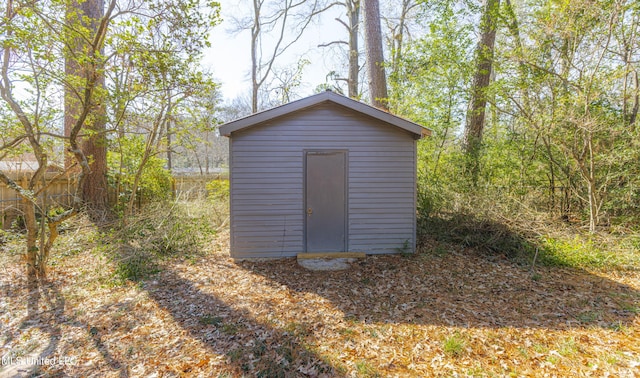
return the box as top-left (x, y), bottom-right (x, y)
top-left (228, 102), bottom-right (417, 258)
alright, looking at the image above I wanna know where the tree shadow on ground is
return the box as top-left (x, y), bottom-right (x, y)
top-left (1, 277), bottom-right (63, 377)
top-left (99, 209), bottom-right (340, 375)
top-left (143, 267), bottom-right (341, 377)
top-left (242, 220), bottom-right (639, 330)
top-left (1, 275), bottom-right (132, 378)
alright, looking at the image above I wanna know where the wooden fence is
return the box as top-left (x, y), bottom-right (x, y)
top-left (1, 171), bottom-right (77, 210)
top-left (173, 173), bottom-right (228, 200)
top-left (1, 172), bottom-right (227, 228)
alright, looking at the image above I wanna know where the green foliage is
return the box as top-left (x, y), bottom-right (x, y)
top-left (47, 206), bottom-right (67, 218)
top-left (426, 243), bottom-right (450, 257)
top-left (442, 333), bottom-right (466, 357)
top-left (390, 4), bottom-right (473, 206)
top-left (538, 235), bottom-right (640, 269)
top-left (114, 248), bottom-right (160, 282)
top-left (0, 0), bottom-right (222, 282)
top-left (104, 0), bottom-right (222, 219)
top-left (417, 183), bottom-right (640, 270)
top-left (107, 135), bottom-right (173, 212)
top-left (206, 179), bottom-right (230, 202)
top-left (0, 228), bottom-right (22, 252)
top-left (415, 142), bottom-right (467, 219)
top-left (392, 0), bottom-right (640, 271)
top-left (397, 0), bottom-right (640, 230)
top-left (354, 360), bottom-right (380, 378)
top-left (395, 239), bottom-right (412, 257)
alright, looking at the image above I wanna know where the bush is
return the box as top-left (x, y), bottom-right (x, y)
top-left (206, 179), bottom-right (229, 201)
top-left (108, 135), bottom-right (173, 213)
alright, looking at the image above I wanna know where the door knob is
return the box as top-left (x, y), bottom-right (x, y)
top-left (307, 207), bottom-right (313, 215)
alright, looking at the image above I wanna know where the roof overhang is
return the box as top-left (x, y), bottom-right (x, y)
top-left (218, 90), bottom-right (431, 139)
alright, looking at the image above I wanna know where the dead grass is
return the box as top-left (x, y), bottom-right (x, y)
top-left (1, 212), bottom-right (639, 377)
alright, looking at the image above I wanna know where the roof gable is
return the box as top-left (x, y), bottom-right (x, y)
top-left (218, 91), bottom-right (431, 138)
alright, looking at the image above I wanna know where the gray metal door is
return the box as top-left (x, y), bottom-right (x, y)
top-left (305, 151), bottom-right (346, 252)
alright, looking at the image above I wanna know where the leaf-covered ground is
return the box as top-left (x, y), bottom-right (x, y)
top-left (1, 229), bottom-right (639, 377)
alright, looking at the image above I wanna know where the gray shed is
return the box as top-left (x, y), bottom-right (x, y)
top-left (219, 90), bottom-right (430, 259)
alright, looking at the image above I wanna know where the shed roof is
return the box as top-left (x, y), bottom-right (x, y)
top-left (218, 90), bottom-right (431, 138)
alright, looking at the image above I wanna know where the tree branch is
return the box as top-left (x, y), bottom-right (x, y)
top-left (318, 40), bottom-right (348, 48)
top-left (0, 170), bottom-right (37, 204)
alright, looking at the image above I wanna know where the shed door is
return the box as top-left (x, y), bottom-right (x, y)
top-left (305, 151), bottom-right (346, 252)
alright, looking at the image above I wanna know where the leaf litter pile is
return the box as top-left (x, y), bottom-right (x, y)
top-left (1, 230), bottom-right (639, 377)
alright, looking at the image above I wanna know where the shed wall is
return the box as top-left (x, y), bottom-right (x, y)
top-left (229, 102), bottom-right (416, 258)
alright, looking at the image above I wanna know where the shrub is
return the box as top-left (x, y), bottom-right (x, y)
top-left (107, 135), bottom-right (173, 213)
top-left (206, 179), bottom-right (229, 201)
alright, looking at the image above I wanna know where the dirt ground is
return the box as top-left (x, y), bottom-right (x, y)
top-left (1, 229), bottom-right (639, 377)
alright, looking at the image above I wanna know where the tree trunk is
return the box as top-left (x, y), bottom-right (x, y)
top-left (585, 134), bottom-right (599, 232)
top-left (251, 0), bottom-right (260, 113)
top-left (389, 0), bottom-right (415, 87)
top-left (23, 199), bottom-right (39, 281)
top-left (626, 68), bottom-right (639, 128)
top-left (64, 3), bottom-right (81, 170)
top-left (81, 122), bottom-right (108, 214)
top-left (362, 0), bottom-right (388, 110)
top-left (166, 115), bottom-right (173, 172)
top-left (347, 0), bottom-right (360, 98)
top-left (247, 0), bottom-right (333, 111)
top-left (503, 0), bottom-right (530, 112)
top-left (65, 0), bottom-right (109, 215)
top-left (126, 100), bottom-right (169, 218)
top-left (463, 0), bottom-right (501, 185)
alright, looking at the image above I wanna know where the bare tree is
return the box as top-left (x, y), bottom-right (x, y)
top-left (614, 2), bottom-right (639, 128)
top-left (318, 0), bottom-right (361, 98)
top-left (362, 0), bottom-right (388, 109)
top-left (383, 0), bottom-right (420, 87)
top-left (233, 0), bottom-right (338, 113)
top-left (269, 58), bottom-right (310, 104)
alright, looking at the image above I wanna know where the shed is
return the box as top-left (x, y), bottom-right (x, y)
top-left (219, 90), bottom-right (430, 259)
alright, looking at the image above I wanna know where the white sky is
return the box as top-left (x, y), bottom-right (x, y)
top-left (201, 0), bottom-right (348, 101)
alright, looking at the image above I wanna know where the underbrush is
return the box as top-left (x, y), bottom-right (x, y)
top-left (417, 191), bottom-right (640, 271)
top-left (107, 198), bottom-right (227, 283)
top-left (0, 194), bottom-right (228, 285)
top-left (539, 234), bottom-right (640, 270)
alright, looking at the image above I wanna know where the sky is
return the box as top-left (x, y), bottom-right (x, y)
top-left (201, 0), bottom-right (348, 101)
